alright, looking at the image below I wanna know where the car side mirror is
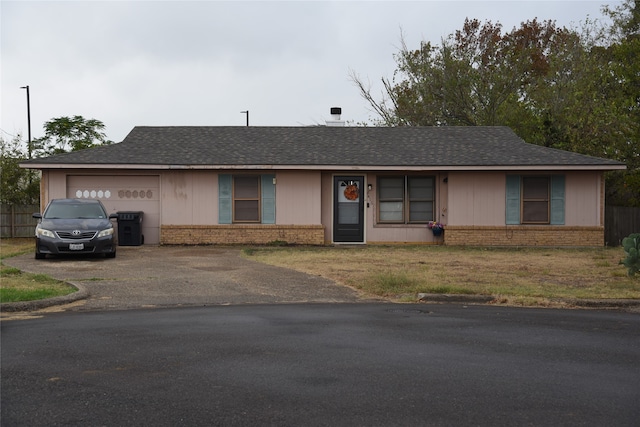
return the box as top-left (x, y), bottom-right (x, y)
top-left (33, 213), bottom-right (42, 219)
top-left (109, 213), bottom-right (119, 220)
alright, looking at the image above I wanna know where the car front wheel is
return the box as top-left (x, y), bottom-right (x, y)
top-left (35, 252), bottom-right (46, 260)
top-left (105, 252), bottom-right (116, 259)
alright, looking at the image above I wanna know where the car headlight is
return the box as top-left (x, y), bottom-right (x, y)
top-left (97, 228), bottom-right (114, 238)
top-left (36, 227), bottom-right (55, 238)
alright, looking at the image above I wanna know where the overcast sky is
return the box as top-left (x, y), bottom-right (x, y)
top-left (2, 0), bottom-right (618, 145)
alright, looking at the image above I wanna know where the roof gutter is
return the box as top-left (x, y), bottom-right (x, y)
top-left (20, 163), bottom-right (627, 172)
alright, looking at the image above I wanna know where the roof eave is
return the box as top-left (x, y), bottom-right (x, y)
top-left (20, 163), bottom-right (627, 171)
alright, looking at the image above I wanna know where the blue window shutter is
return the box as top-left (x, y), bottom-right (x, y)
top-left (218, 174), bottom-right (232, 224)
top-left (505, 175), bottom-right (521, 225)
top-left (550, 175), bottom-right (565, 225)
top-left (261, 174), bottom-right (276, 224)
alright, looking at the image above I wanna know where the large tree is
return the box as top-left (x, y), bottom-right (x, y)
top-left (600, 0), bottom-right (640, 205)
top-left (0, 135), bottom-right (39, 204)
top-left (33, 116), bottom-right (112, 156)
top-left (352, 1), bottom-right (639, 206)
top-left (2, 115), bottom-right (113, 205)
top-left (351, 19), bottom-right (576, 128)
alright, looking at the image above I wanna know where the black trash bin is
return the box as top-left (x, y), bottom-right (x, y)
top-left (117, 211), bottom-right (144, 246)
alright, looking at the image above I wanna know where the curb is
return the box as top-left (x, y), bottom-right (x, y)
top-left (1, 282), bottom-right (89, 312)
top-left (417, 293), bottom-right (640, 309)
top-left (418, 293), bottom-right (495, 303)
top-left (563, 298), bottom-right (640, 308)
top-left (3, 290), bottom-right (639, 313)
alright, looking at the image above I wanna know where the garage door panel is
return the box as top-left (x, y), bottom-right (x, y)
top-left (67, 175), bottom-right (160, 244)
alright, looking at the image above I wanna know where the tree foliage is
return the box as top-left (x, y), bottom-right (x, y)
top-left (352, 0), bottom-right (639, 206)
top-left (33, 116), bottom-right (112, 156)
top-left (2, 115), bottom-right (113, 204)
top-left (0, 135), bottom-right (40, 204)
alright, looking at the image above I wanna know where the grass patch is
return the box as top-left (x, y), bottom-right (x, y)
top-left (0, 238), bottom-right (76, 303)
top-left (2, 266), bottom-right (21, 275)
top-left (362, 271), bottom-right (420, 296)
top-left (242, 245), bottom-right (640, 303)
top-left (0, 286), bottom-right (73, 303)
top-left (423, 285), bottom-right (476, 295)
top-left (0, 238), bottom-right (33, 259)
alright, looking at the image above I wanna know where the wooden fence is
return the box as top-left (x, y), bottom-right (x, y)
top-left (605, 206), bottom-right (640, 246)
top-left (1, 204), bottom-right (39, 238)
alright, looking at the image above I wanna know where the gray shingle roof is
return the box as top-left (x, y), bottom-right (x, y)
top-left (22, 126), bottom-right (625, 169)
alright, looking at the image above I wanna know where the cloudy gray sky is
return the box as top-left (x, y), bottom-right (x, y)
top-left (2, 0), bottom-right (617, 144)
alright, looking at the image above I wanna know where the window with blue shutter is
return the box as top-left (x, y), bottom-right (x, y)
top-left (219, 174), bottom-right (276, 224)
top-left (506, 175), bottom-right (565, 225)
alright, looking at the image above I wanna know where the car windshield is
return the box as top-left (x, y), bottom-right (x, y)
top-left (44, 203), bottom-right (106, 219)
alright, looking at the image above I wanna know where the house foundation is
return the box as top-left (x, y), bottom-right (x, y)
top-left (443, 226), bottom-right (604, 247)
top-left (161, 225), bottom-right (325, 245)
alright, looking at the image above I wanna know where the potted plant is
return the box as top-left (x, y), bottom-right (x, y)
top-left (428, 221), bottom-right (445, 236)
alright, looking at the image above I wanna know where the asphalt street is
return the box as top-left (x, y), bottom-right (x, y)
top-left (2, 303), bottom-right (639, 426)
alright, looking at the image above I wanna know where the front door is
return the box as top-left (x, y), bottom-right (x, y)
top-left (333, 176), bottom-right (365, 243)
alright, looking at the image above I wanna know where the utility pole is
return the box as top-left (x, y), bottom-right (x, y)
top-left (240, 110), bottom-right (249, 127)
top-left (20, 85), bottom-right (32, 159)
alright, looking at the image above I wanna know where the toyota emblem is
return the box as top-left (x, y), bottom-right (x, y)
top-left (72, 230), bottom-right (81, 236)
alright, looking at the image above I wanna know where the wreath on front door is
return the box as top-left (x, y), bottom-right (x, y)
top-left (344, 184), bottom-right (359, 201)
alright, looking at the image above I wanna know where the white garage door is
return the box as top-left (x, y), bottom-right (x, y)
top-left (66, 175), bottom-right (160, 244)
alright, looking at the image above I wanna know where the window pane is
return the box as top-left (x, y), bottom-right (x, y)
top-left (235, 176), bottom-right (259, 198)
top-left (235, 200), bottom-right (259, 221)
top-left (338, 202), bottom-right (359, 224)
top-left (408, 177), bottom-right (434, 200)
top-left (522, 177), bottom-right (549, 199)
top-left (409, 201), bottom-right (433, 222)
top-left (522, 201), bottom-right (548, 222)
top-left (522, 176), bottom-right (549, 223)
top-left (379, 177), bottom-right (404, 200)
top-left (380, 201), bottom-right (403, 222)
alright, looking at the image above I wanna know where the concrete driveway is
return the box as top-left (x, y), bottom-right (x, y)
top-left (3, 246), bottom-right (366, 312)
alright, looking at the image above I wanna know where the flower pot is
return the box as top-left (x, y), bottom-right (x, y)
top-left (431, 228), bottom-right (443, 237)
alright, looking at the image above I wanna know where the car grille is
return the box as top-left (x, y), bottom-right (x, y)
top-left (56, 231), bottom-right (97, 239)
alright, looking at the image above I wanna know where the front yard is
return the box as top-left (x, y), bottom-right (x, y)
top-left (2, 238), bottom-right (638, 307)
top-left (243, 245), bottom-right (640, 306)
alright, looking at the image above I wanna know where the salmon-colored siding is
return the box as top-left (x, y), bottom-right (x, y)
top-left (274, 171), bottom-right (321, 224)
top-left (36, 167), bottom-right (608, 246)
top-left (321, 173), bottom-right (333, 243)
top-left (443, 171), bottom-right (605, 246)
top-left (447, 171), bottom-right (603, 227)
top-left (447, 172), bottom-right (506, 226)
top-left (161, 171), bottom-right (217, 225)
top-left (565, 172), bottom-right (602, 226)
top-left (40, 170), bottom-right (68, 204)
